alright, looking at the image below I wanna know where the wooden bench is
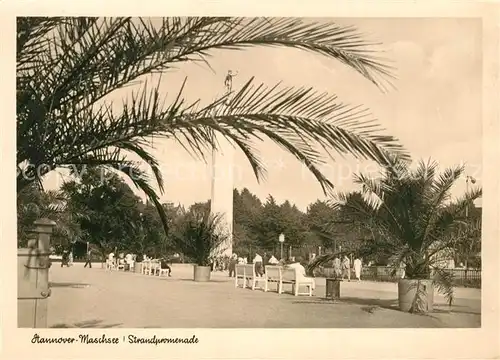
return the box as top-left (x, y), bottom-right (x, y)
top-left (235, 264), bottom-right (266, 290)
top-left (265, 265), bottom-right (314, 296)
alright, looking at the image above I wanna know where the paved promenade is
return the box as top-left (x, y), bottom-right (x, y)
top-left (47, 263), bottom-right (481, 328)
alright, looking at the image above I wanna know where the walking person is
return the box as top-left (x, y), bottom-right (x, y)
top-left (353, 257), bottom-right (362, 281)
top-left (61, 250), bottom-right (70, 267)
top-left (228, 254), bottom-right (237, 277)
top-left (84, 249), bottom-right (92, 268)
top-left (253, 253), bottom-right (264, 276)
top-left (341, 255), bottom-right (351, 281)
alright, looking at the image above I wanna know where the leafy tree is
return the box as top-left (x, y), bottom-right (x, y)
top-left (233, 188), bottom-right (262, 256)
top-left (17, 17), bottom-right (409, 238)
top-left (251, 195), bottom-right (282, 253)
top-left (61, 168), bottom-right (145, 257)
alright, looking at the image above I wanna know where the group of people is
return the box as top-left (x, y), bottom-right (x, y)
top-left (227, 252), bottom-right (281, 278)
top-left (227, 252), bottom-right (316, 290)
top-left (331, 255), bottom-right (363, 281)
top-left (106, 252), bottom-right (173, 276)
top-left (226, 252), bottom-right (364, 282)
top-left (59, 247), bottom-right (94, 268)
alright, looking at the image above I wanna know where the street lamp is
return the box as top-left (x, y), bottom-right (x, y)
top-left (278, 233), bottom-right (285, 260)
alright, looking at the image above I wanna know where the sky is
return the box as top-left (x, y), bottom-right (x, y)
top-left (44, 17), bottom-right (483, 211)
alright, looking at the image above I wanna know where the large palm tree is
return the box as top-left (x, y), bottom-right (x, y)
top-left (17, 17), bottom-right (409, 234)
top-left (310, 157), bottom-right (482, 311)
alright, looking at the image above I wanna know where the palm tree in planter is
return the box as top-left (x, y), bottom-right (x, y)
top-left (170, 210), bottom-right (229, 282)
top-left (309, 158), bottom-right (482, 313)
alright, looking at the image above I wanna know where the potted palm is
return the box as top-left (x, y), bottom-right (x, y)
top-left (170, 211), bottom-right (229, 282)
top-left (309, 158), bottom-right (482, 313)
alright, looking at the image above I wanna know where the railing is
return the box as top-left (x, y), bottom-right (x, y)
top-left (314, 266), bottom-right (481, 288)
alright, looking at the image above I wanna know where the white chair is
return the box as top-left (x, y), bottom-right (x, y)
top-left (235, 264), bottom-right (266, 290)
top-left (235, 264), bottom-right (247, 288)
top-left (281, 267), bottom-right (314, 296)
top-left (142, 260), bottom-right (151, 275)
top-left (116, 259), bottom-right (125, 270)
top-left (105, 259), bottom-right (116, 271)
top-left (264, 265), bottom-right (282, 293)
top-left (158, 267), bottom-right (170, 277)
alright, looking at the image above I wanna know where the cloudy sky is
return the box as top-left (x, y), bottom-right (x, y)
top-left (44, 17), bottom-right (483, 211)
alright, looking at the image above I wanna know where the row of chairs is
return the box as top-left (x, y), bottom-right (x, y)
top-left (235, 264), bottom-right (314, 296)
top-left (105, 259), bottom-right (127, 271)
top-left (141, 260), bottom-right (170, 277)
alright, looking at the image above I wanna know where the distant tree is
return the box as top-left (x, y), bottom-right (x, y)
top-left (61, 168), bottom-right (146, 257)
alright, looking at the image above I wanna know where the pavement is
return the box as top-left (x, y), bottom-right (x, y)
top-left (46, 263), bottom-right (481, 328)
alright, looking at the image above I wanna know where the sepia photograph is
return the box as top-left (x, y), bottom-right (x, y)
top-left (14, 15), bottom-right (486, 331)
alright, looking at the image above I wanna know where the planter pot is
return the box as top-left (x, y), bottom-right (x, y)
top-left (398, 279), bottom-right (434, 313)
top-left (134, 262), bottom-right (143, 274)
top-left (193, 265), bottom-right (211, 282)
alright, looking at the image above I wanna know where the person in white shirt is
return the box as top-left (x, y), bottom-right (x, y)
top-left (268, 255), bottom-right (279, 265)
top-left (228, 254), bottom-right (238, 277)
top-left (125, 253), bottom-right (134, 271)
top-left (107, 252), bottom-right (115, 270)
top-left (342, 255), bottom-right (351, 281)
top-left (286, 257), bottom-right (315, 290)
top-left (353, 257), bottom-right (362, 281)
top-left (252, 253), bottom-right (264, 276)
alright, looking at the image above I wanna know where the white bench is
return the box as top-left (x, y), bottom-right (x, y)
top-left (265, 265), bottom-right (314, 296)
top-left (235, 264), bottom-right (266, 290)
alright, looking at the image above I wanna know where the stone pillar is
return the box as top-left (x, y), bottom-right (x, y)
top-left (210, 133), bottom-right (234, 257)
top-left (18, 218), bottom-right (56, 328)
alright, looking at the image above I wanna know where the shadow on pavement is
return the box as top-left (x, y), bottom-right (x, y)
top-left (50, 319), bottom-right (122, 328)
top-left (339, 296), bottom-right (400, 310)
top-left (176, 279), bottom-right (229, 283)
top-left (49, 282), bottom-right (91, 288)
top-left (292, 296), bottom-right (400, 312)
top-left (432, 306), bottom-right (480, 315)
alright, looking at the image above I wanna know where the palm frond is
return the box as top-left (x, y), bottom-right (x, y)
top-left (104, 162), bottom-right (170, 236)
top-left (17, 17), bottom-right (406, 239)
top-left (408, 280), bottom-right (429, 313)
top-left (431, 267), bottom-right (454, 306)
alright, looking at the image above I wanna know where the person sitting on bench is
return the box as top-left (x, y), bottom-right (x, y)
top-left (286, 256), bottom-right (316, 290)
top-left (160, 257), bottom-right (172, 276)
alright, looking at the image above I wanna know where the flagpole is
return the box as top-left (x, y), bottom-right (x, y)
top-left (210, 70), bottom-right (236, 257)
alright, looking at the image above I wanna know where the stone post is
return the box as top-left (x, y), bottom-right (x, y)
top-left (18, 218), bottom-right (56, 328)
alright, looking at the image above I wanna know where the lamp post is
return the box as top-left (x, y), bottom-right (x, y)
top-left (279, 233), bottom-right (285, 260)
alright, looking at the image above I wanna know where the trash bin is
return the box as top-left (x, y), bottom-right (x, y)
top-left (325, 278), bottom-right (341, 300)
